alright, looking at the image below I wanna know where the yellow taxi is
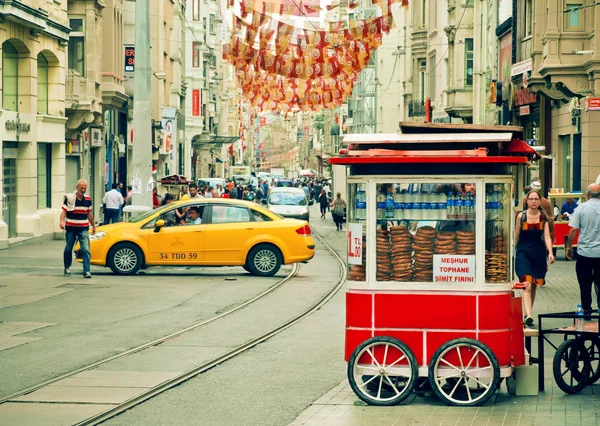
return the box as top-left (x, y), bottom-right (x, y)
top-left (81, 198), bottom-right (315, 276)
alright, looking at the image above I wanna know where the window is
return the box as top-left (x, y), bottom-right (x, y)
top-left (203, 18), bottom-right (207, 42)
top-left (2, 41), bottom-right (18, 111)
top-left (37, 143), bottom-right (52, 209)
top-left (250, 209), bottom-right (273, 222)
top-left (209, 14), bottom-right (215, 33)
top-left (419, 59), bottom-right (426, 100)
top-left (428, 53), bottom-right (436, 102)
top-left (192, 0), bottom-right (200, 20)
top-left (68, 17), bottom-right (85, 76)
top-left (210, 205), bottom-right (251, 223)
top-left (524, 0), bottom-right (533, 36)
top-left (566, 4), bottom-right (582, 29)
top-left (465, 38), bottom-right (474, 87)
top-left (37, 54), bottom-right (48, 115)
top-left (192, 42), bottom-right (201, 68)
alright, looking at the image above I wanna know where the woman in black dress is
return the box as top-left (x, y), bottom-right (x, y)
top-left (515, 190), bottom-right (555, 327)
top-left (318, 190), bottom-right (329, 219)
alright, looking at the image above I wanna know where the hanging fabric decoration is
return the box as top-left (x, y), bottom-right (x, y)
top-left (224, 0), bottom-right (409, 112)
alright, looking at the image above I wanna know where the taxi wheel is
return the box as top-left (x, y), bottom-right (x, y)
top-left (247, 244), bottom-right (282, 277)
top-left (108, 242), bottom-right (143, 275)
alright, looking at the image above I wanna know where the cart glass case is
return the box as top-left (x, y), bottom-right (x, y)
top-left (347, 177), bottom-right (514, 289)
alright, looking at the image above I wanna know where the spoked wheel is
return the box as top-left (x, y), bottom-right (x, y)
top-left (553, 338), bottom-right (591, 394)
top-left (347, 336), bottom-right (418, 406)
top-left (581, 336), bottom-right (600, 384)
top-left (428, 338), bottom-right (500, 406)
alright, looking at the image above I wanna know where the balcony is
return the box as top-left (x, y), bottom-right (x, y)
top-left (66, 69), bottom-right (86, 102)
top-left (408, 100), bottom-right (425, 117)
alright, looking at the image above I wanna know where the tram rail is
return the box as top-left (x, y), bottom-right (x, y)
top-left (1, 226), bottom-right (346, 425)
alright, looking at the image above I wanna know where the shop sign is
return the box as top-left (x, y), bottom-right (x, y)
top-left (520, 105), bottom-right (530, 116)
top-left (514, 87), bottom-right (536, 107)
top-left (5, 113), bottom-right (32, 141)
top-left (347, 223), bottom-right (363, 265)
top-left (124, 46), bottom-right (135, 72)
top-left (511, 59), bottom-right (532, 77)
top-left (433, 255), bottom-right (475, 283)
top-left (192, 90), bottom-right (200, 116)
top-left (499, 33), bottom-right (512, 101)
top-left (587, 98), bottom-right (600, 111)
top-left (91, 128), bottom-right (103, 147)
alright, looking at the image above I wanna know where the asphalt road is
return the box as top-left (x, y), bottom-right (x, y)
top-left (0, 205), bottom-right (347, 425)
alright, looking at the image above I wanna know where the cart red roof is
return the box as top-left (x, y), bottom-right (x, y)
top-left (329, 124), bottom-right (539, 166)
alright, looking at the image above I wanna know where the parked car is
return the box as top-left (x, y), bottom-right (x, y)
top-left (77, 199), bottom-right (315, 277)
top-left (263, 187), bottom-right (313, 222)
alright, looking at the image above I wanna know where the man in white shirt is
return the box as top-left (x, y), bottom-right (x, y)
top-left (102, 183), bottom-right (124, 224)
top-left (568, 183), bottom-right (600, 313)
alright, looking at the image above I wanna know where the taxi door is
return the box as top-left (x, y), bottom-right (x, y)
top-left (146, 207), bottom-right (206, 264)
top-left (202, 204), bottom-right (255, 264)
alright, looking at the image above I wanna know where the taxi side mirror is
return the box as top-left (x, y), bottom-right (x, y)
top-left (154, 219), bottom-right (165, 233)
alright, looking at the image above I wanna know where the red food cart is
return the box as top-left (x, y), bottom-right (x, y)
top-left (330, 123), bottom-right (540, 407)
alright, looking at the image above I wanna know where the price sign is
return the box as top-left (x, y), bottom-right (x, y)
top-left (433, 255), bottom-right (475, 283)
top-left (347, 223), bottom-right (363, 265)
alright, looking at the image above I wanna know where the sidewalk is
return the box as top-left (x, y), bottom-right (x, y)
top-left (297, 208), bottom-right (598, 426)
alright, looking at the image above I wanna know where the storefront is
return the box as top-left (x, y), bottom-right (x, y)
top-left (0, 112), bottom-right (67, 249)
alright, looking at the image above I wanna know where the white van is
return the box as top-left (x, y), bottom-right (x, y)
top-left (197, 178), bottom-right (226, 190)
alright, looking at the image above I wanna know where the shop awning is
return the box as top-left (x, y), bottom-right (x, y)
top-left (299, 169), bottom-right (316, 177)
top-left (503, 138), bottom-right (542, 160)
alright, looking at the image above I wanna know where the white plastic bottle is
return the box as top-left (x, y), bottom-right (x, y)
top-left (394, 192), bottom-right (404, 220)
top-left (439, 192), bottom-right (447, 220)
top-left (576, 304), bottom-right (585, 331)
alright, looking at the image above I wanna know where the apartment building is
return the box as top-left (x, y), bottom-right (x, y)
top-left (1, 0), bottom-right (69, 248)
top-left (513, 0), bottom-right (600, 192)
top-left (64, 0), bottom-right (106, 223)
top-left (124, 0), bottom-right (186, 183)
top-left (185, 0), bottom-right (232, 179)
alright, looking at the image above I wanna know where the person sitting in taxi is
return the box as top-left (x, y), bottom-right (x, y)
top-left (188, 206), bottom-right (202, 225)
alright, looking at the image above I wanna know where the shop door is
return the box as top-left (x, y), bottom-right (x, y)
top-left (65, 156), bottom-right (80, 193)
top-left (2, 157), bottom-right (18, 238)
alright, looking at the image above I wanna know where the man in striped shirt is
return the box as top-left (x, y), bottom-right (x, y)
top-left (60, 179), bottom-right (96, 278)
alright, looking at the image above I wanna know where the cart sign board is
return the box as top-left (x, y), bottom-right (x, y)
top-left (433, 255), bottom-right (476, 283)
top-left (347, 223), bottom-right (363, 265)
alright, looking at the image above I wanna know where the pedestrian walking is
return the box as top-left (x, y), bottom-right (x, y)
top-left (515, 190), bottom-right (555, 327)
top-left (567, 183), bottom-right (600, 313)
top-left (60, 179), bottom-right (96, 278)
top-left (152, 187), bottom-right (161, 208)
top-left (102, 183), bottom-right (124, 224)
top-left (318, 189), bottom-right (328, 219)
top-left (330, 192), bottom-right (346, 231)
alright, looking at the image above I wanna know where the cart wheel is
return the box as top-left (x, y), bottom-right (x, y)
top-left (347, 336), bottom-right (418, 406)
top-left (428, 338), bottom-right (500, 406)
top-left (582, 336), bottom-right (600, 384)
top-left (553, 339), bottom-right (591, 394)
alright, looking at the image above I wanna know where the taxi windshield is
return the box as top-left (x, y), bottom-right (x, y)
top-left (129, 205), bottom-right (169, 223)
top-left (269, 192), bottom-right (307, 206)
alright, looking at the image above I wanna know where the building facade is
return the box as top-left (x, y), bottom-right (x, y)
top-left (64, 0), bottom-right (106, 222)
top-left (1, 0), bottom-right (70, 248)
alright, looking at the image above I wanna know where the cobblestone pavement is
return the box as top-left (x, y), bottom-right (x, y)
top-left (291, 220), bottom-right (599, 426)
